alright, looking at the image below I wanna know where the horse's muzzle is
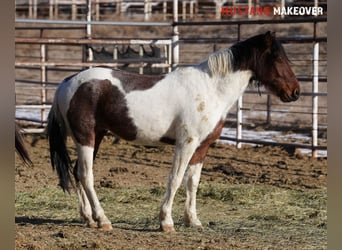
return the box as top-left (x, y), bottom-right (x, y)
top-left (291, 88), bottom-right (300, 101)
top-left (280, 88), bottom-right (300, 102)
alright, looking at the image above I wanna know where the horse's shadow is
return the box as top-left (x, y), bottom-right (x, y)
top-left (15, 216), bottom-right (160, 232)
top-left (15, 216), bottom-right (79, 226)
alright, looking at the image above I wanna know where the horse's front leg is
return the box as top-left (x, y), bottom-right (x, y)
top-left (183, 162), bottom-right (204, 229)
top-left (159, 140), bottom-right (199, 232)
top-left (76, 145), bottom-right (112, 230)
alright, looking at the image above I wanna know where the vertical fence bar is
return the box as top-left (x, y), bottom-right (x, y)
top-left (71, 0), bottom-right (77, 20)
top-left (236, 96), bottom-right (243, 149)
top-left (190, 1), bottom-right (194, 19)
top-left (248, 0), bottom-right (252, 19)
top-left (95, 0), bottom-right (100, 21)
top-left (49, 0), bottom-right (54, 19)
top-left (40, 44), bottom-right (47, 125)
top-left (182, 1), bottom-right (186, 20)
top-left (139, 45), bottom-right (144, 74)
top-left (236, 27), bottom-right (242, 148)
top-left (168, 43), bottom-right (172, 72)
top-left (29, 0), bottom-right (33, 18)
top-left (281, 0), bottom-right (285, 18)
top-left (54, 0), bottom-right (58, 18)
top-left (215, 0), bottom-right (222, 20)
top-left (144, 0), bottom-right (150, 21)
top-left (163, 0), bottom-right (167, 20)
top-left (86, 0), bottom-right (93, 63)
top-left (266, 94), bottom-right (271, 124)
top-left (172, 0), bottom-right (179, 70)
top-left (33, 0), bottom-right (37, 19)
top-left (312, 42), bottom-right (319, 158)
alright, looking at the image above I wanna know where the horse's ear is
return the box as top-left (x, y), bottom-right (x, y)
top-left (264, 31), bottom-right (275, 47)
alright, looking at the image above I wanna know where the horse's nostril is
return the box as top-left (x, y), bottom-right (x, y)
top-left (292, 89), bottom-right (300, 99)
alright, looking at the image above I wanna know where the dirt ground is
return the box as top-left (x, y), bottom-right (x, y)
top-left (15, 134), bottom-right (327, 249)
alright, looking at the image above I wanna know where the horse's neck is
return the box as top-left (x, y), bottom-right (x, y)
top-left (197, 61), bottom-right (252, 98)
top-left (191, 63), bottom-right (250, 120)
top-left (212, 69), bottom-right (252, 115)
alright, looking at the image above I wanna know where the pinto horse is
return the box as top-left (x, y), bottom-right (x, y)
top-left (47, 31), bottom-right (300, 232)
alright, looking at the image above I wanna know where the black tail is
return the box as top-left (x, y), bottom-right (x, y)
top-left (15, 124), bottom-right (33, 167)
top-left (46, 103), bottom-right (74, 193)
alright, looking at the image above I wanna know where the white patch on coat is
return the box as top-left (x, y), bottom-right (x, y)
top-left (125, 65), bottom-right (252, 144)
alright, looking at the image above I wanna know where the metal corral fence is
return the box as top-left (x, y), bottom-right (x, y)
top-left (15, 0), bottom-right (327, 21)
top-left (15, 6), bottom-right (327, 157)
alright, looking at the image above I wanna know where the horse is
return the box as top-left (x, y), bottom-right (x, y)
top-left (47, 31), bottom-right (300, 232)
top-left (15, 124), bottom-right (33, 167)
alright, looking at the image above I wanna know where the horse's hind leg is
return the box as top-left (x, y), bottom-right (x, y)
top-left (183, 162), bottom-right (204, 229)
top-left (75, 144), bottom-right (112, 230)
top-left (74, 161), bottom-right (97, 228)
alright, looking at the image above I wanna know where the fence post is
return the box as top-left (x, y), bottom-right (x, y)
top-left (40, 43), bottom-right (47, 126)
top-left (235, 27), bottom-right (242, 149)
top-left (312, 42), bottom-right (319, 158)
top-left (95, 0), bottom-right (100, 21)
top-left (86, 0), bottom-right (93, 63)
top-left (215, 0), bottom-right (222, 20)
top-left (49, 0), bottom-right (54, 19)
top-left (266, 94), bottom-right (271, 124)
top-left (144, 0), bottom-right (151, 21)
top-left (172, 0), bottom-right (179, 70)
top-left (139, 45), bottom-right (144, 74)
top-left (281, 0), bottom-right (285, 18)
top-left (236, 95), bottom-right (243, 148)
top-left (248, 0), bottom-right (252, 19)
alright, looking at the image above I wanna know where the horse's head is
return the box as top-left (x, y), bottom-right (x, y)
top-left (253, 31), bottom-right (300, 102)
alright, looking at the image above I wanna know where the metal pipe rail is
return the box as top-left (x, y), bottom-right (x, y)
top-left (15, 17), bottom-right (327, 157)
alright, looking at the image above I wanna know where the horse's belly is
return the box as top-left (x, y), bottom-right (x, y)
top-left (131, 113), bottom-right (176, 144)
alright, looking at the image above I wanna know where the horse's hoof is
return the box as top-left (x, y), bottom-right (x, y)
top-left (184, 218), bottom-right (203, 230)
top-left (193, 224), bottom-right (204, 231)
top-left (100, 223), bottom-right (113, 231)
top-left (160, 224), bottom-right (175, 232)
top-left (88, 222), bottom-right (98, 228)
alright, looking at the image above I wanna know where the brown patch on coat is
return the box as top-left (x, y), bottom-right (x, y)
top-left (67, 79), bottom-right (138, 146)
top-left (111, 69), bottom-right (165, 93)
top-left (189, 120), bottom-right (225, 165)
